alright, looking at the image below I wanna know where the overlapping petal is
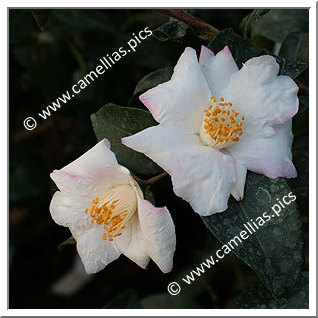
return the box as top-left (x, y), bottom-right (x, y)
top-left (221, 55), bottom-right (299, 130)
top-left (226, 120), bottom-right (297, 179)
top-left (123, 125), bottom-right (236, 216)
top-left (76, 227), bottom-right (121, 274)
top-left (114, 213), bottom-right (150, 269)
top-left (139, 47), bottom-right (211, 134)
top-left (50, 191), bottom-right (91, 230)
top-left (61, 138), bottom-right (130, 186)
top-left (50, 139), bottom-right (176, 274)
top-left (137, 196), bottom-right (176, 273)
top-left (199, 45), bottom-right (238, 99)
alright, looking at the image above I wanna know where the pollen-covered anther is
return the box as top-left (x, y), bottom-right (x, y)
top-left (85, 185), bottom-right (137, 241)
top-left (199, 96), bottom-right (244, 149)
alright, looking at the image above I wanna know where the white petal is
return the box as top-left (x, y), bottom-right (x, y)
top-left (114, 213), bottom-right (150, 269)
top-left (123, 126), bottom-right (236, 216)
top-left (50, 191), bottom-right (91, 230)
top-left (76, 227), bottom-right (121, 274)
top-left (60, 138), bottom-right (130, 185)
top-left (50, 169), bottom-right (111, 198)
top-left (222, 55), bottom-right (299, 130)
top-left (229, 160), bottom-right (247, 201)
top-left (139, 47), bottom-right (211, 134)
top-left (137, 196), bottom-right (176, 273)
top-left (226, 120), bottom-right (297, 179)
top-left (199, 45), bottom-right (238, 98)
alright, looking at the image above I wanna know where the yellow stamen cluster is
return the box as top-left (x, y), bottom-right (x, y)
top-left (84, 185), bottom-right (137, 241)
top-left (199, 96), bottom-right (244, 149)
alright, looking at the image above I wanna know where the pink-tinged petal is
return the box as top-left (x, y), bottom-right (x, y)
top-left (50, 170), bottom-right (112, 198)
top-left (199, 45), bottom-right (215, 65)
top-left (50, 191), bottom-right (91, 230)
top-left (227, 120), bottom-right (297, 179)
top-left (76, 227), bottom-right (121, 274)
top-left (123, 125), bottom-right (236, 216)
top-left (61, 139), bottom-right (130, 184)
top-left (139, 47), bottom-right (211, 134)
top-left (199, 45), bottom-right (238, 99)
top-left (222, 55), bottom-right (299, 130)
top-left (114, 213), bottom-right (150, 269)
top-left (137, 196), bottom-right (176, 273)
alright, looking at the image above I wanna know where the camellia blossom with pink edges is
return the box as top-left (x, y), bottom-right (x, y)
top-left (49, 139), bottom-right (176, 274)
top-left (122, 46), bottom-right (299, 216)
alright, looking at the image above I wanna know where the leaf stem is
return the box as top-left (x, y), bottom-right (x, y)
top-left (154, 9), bottom-right (220, 38)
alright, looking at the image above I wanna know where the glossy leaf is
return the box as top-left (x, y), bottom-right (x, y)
top-left (273, 54), bottom-right (308, 79)
top-left (239, 9), bottom-right (270, 39)
top-left (207, 28), bottom-right (260, 68)
top-left (235, 271), bottom-right (308, 308)
top-left (152, 18), bottom-right (190, 42)
top-left (91, 103), bottom-right (162, 177)
top-left (202, 172), bottom-right (303, 302)
top-left (279, 32), bottom-right (309, 63)
top-left (246, 9), bottom-right (309, 43)
top-left (129, 67), bottom-right (173, 105)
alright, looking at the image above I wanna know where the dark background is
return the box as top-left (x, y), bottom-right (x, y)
top-left (9, 9), bottom-right (308, 309)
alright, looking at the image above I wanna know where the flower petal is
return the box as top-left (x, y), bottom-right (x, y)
top-left (229, 160), bottom-right (247, 201)
top-left (199, 45), bottom-right (238, 98)
top-left (50, 169), bottom-right (111, 198)
top-left (222, 55), bottom-right (299, 130)
top-left (114, 213), bottom-right (150, 269)
top-left (226, 120), bottom-right (297, 179)
top-left (123, 126), bottom-right (236, 216)
top-left (137, 196), bottom-right (176, 273)
top-left (139, 47), bottom-right (211, 134)
top-left (76, 227), bottom-right (121, 274)
top-left (50, 191), bottom-right (91, 230)
top-left (61, 138), bottom-right (130, 185)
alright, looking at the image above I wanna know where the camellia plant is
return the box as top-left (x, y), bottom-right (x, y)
top-left (46, 8), bottom-right (308, 309)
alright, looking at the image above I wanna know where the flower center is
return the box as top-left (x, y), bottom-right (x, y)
top-left (84, 185), bottom-right (137, 241)
top-left (199, 96), bottom-right (244, 149)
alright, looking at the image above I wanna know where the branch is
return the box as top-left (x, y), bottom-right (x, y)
top-left (154, 9), bottom-right (219, 38)
top-left (135, 172), bottom-right (169, 186)
top-left (145, 172), bottom-right (169, 185)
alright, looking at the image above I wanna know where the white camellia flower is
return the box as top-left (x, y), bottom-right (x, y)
top-left (122, 46), bottom-right (299, 216)
top-left (49, 139), bottom-right (176, 274)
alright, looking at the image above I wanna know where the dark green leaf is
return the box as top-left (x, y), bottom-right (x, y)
top-left (239, 9), bottom-right (270, 39)
top-left (57, 236), bottom-right (76, 251)
top-left (30, 9), bottom-right (52, 31)
top-left (250, 9), bottom-right (309, 43)
top-left (103, 289), bottom-right (142, 309)
top-left (279, 32), bottom-right (309, 63)
top-left (289, 96), bottom-right (309, 212)
top-left (142, 184), bottom-right (156, 205)
top-left (141, 293), bottom-right (201, 309)
top-left (129, 67), bottom-right (173, 106)
top-left (152, 18), bottom-right (190, 42)
top-left (273, 54), bottom-right (308, 78)
top-left (91, 103), bottom-right (162, 177)
top-left (235, 271), bottom-right (308, 308)
top-left (202, 172), bottom-right (303, 302)
top-left (207, 29), bottom-right (260, 68)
